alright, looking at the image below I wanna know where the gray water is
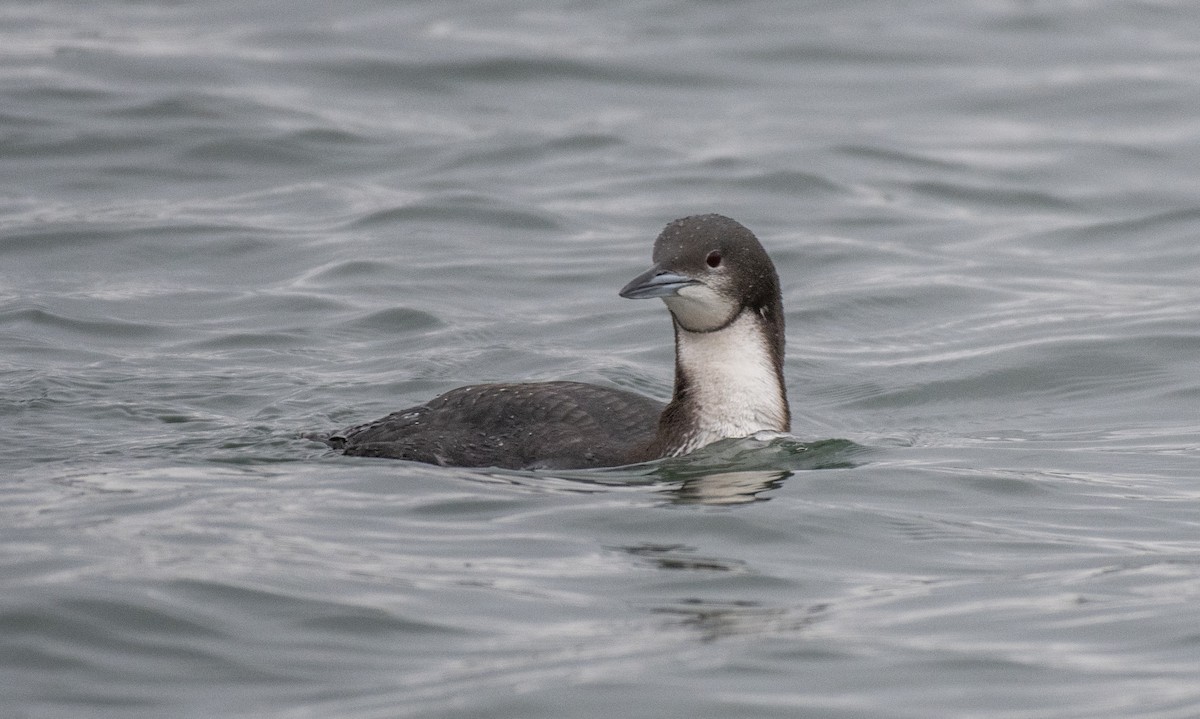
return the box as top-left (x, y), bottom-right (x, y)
top-left (3, 1), bottom-right (1200, 717)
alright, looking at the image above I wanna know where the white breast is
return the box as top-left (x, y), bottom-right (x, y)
top-left (670, 310), bottom-right (788, 455)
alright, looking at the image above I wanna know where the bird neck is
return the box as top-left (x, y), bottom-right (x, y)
top-left (653, 307), bottom-right (790, 457)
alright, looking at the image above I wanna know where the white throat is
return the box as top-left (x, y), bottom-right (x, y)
top-left (670, 309), bottom-right (788, 455)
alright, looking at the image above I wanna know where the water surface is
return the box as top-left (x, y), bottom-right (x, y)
top-left (3, 1), bottom-right (1200, 717)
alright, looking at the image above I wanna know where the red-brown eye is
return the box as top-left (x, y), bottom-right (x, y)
top-left (706, 250), bottom-right (722, 268)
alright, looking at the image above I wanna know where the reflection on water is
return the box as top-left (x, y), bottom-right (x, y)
top-left (475, 437), bottom-right (864, 505)
top-left (669, 470), bottom-right (791, 505)
top-left (620, 543), bottom-right (750, 572)
top-left (652, 436), bottom-right (864, 505)
top-left (651, 599), bottom-right (828, 643)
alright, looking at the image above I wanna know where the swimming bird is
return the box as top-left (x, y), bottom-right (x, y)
top-left (324, 214), bottom-right (790, 469)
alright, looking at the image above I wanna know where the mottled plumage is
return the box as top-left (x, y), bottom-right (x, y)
top-left (329, 381), bottom-right (661, 469)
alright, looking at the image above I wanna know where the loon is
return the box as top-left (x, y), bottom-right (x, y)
top-left (323, 214), bottom-right (790, 470)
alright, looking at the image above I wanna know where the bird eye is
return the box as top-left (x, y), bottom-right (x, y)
top-left (706, 250), bottom-right (722, 268)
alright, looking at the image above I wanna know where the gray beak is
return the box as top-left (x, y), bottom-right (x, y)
top-left (619, 266), bottom-right (699, 299)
